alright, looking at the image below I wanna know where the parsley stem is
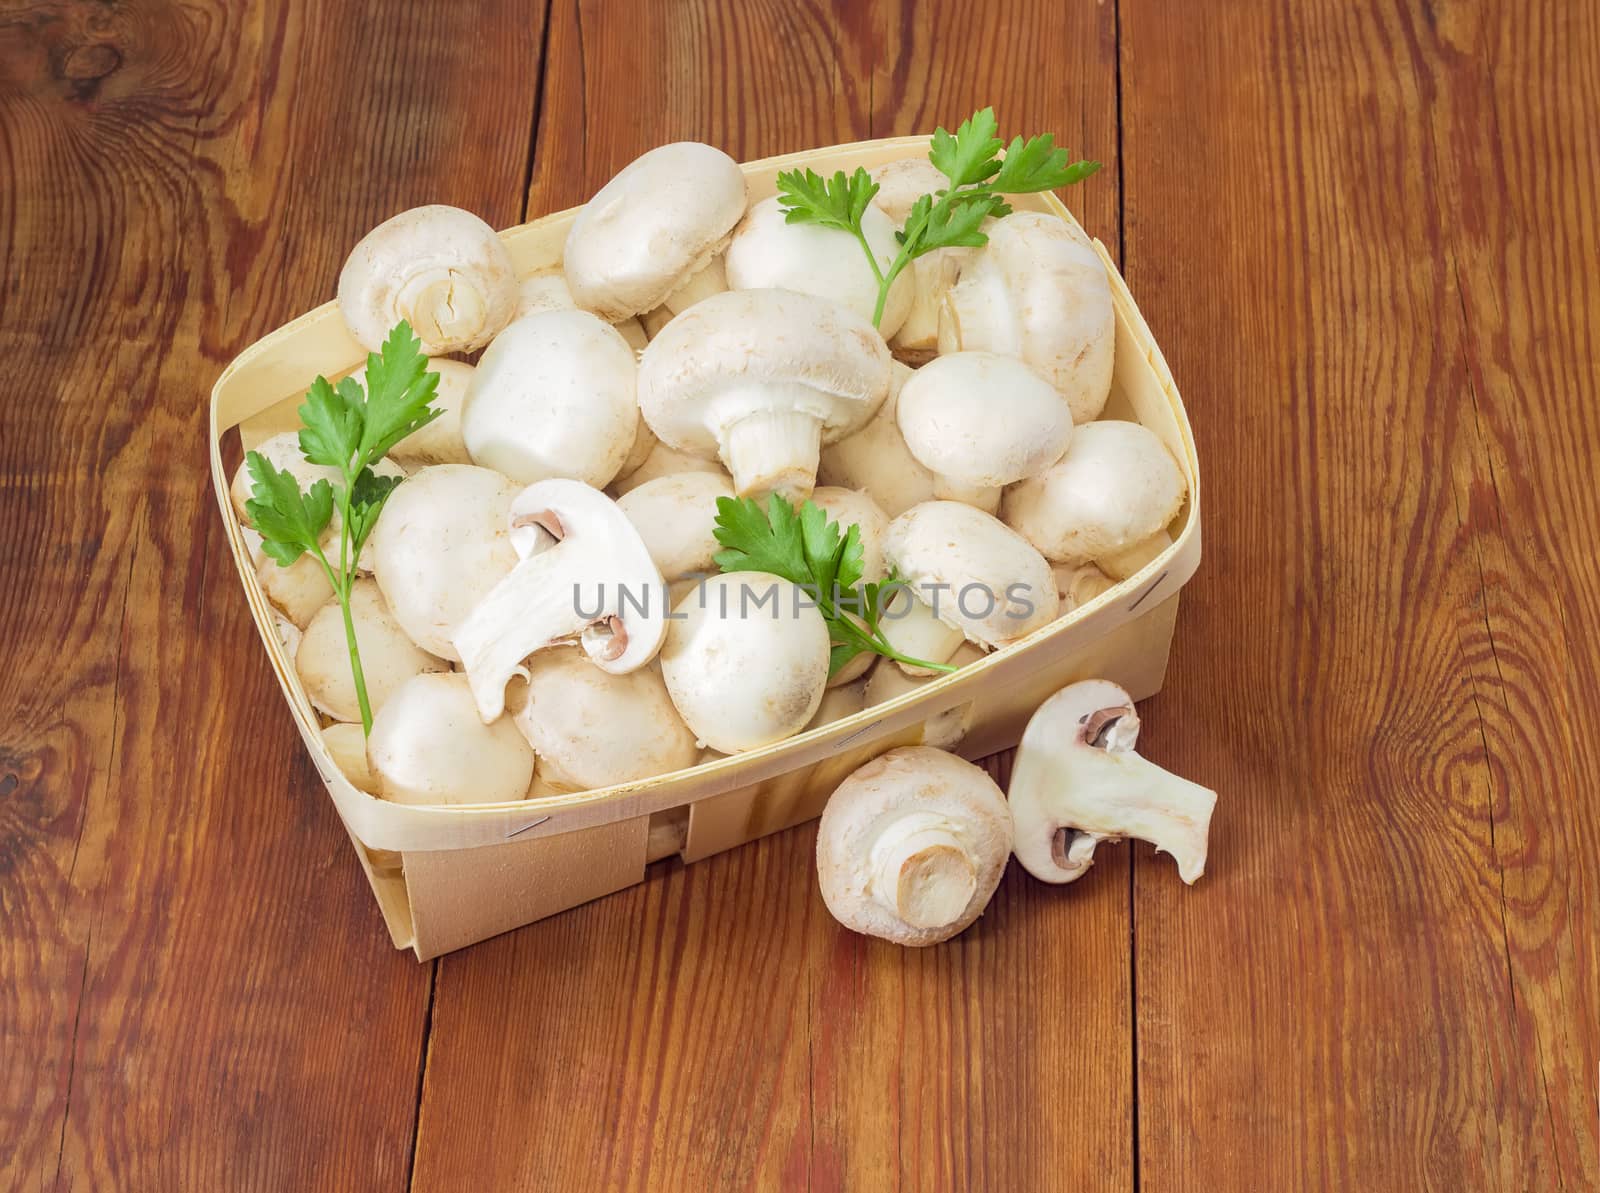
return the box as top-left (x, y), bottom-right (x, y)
top-left (335, 478), bottom-right (376, 737)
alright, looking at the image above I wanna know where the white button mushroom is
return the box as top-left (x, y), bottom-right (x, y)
top-left (371, 358), bottom-right (475, 468)
top-left (296, 579), bottom-right (448, 723)
top-left (1098, 528), bottom-right (1175, 581)
top-left (724, 195), bottom-right (915, 337)
top-left (452, 479), bottom-right (668, 722)
top-left (659, 572), bottom-right (830, 753)
top-left (1008, 680), bottom-right (1217, 884)
top-left (337, 205), bottom-right (518, 356)
top-left (864, 642), bottom-right (985, 749)
top-left (460, 309), bottom-right (640, 489)
top-left (808, 486), bottom-right (891, 686)
top-left (367, 672), bottom-right (535, 805)
top-left (884, 501), bottom-right (1059, 650)
top-left (515, 266), bottom-right (651, 360)
top-left (868, 157), bottom-right (980, 362)
top-left (230, 431), bottom-right (403, 527)
top-left (368, 464), bottom-right (521, 660)
top-left (938, 211), bottom-right (1115, 424)
top-left (321, 722), bottom-right (375, 792)
top-left (637, 288), bottom-right (892, 501)
top-left (616, 472), bottom-right (735, 582)
top-left (1001, 420), bottom-right (1187, 564)
top-left (608, 440), bottom-right (731, 497)
top-left (897, 351), bottom-right (1073, 496)
top-left (806, 675), bottom-right (872, 730)
top-left (1053, 562), bottom-right (1117, 611)
top-left (510, 648), bottom-right (699, 791)
top-left (878, 587), bottom-right (970, 677)
top-left (816, 746), bottom-right (1012, 946)
top-left (563, 142), bottom-right (747, 321)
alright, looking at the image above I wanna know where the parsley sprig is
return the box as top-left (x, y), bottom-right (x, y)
top-left (713, 495), bottom-right (958, 677)
top-left (774, 107), bottom-right (1101, 327)
top-left (244, 321), bottom-right (441, 735)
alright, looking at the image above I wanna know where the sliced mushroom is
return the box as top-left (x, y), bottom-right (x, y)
top-left (939, 211), bottom-right (1114, 424)
top-left (460, 309), bottom-right (640, 488)
top-left (367, 672), bottom-right (534, 805)
top-left (868, 157), bottom-right (979, 362)
top-left (616, 472), bottom-right (734, 582)
top-left (452, 479), bottom-right (667, 722)
top-left (817, 363), bottom-right (997, 517)
top-left (368, 464), bottom-right (521, 660)
top-left (296, 580), bottom-right (448, 722)
top-left (1002, 420), bottom-right (1186, 564)
top-left (659, 572), bottom-right (830, 753)
top-left (563, 142), bottom-right (747, 321)
top-left (884, 501), bottom-right (1059, 649)
top-left (1008, 680), bottom-right (1217, 884)
top-left (896, 352), bottom-right (1072, 493)
top-left (637, 288), bottom-right (892, 501)
top-left (816, 746), bottom-right (1012, 946)
top-left (337, 205), bottom-right (518, 355)
top-left (511, 648), bottom-right (698, 791)
top-left (724, 195), bottom-right (914, 337)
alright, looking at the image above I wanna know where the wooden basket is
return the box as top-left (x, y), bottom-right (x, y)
top-left (208, 136), bottom-right (1202, 959)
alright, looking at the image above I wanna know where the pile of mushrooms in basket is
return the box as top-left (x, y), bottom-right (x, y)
top-left (235, 109), bottom-right (1217, 948)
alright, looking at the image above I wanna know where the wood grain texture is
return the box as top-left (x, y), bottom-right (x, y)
top-left (1121, 0), bottom-right (1600, 1186)
top-left (415, 2), bottom-right (1131, 1189)
top-left (0, 1), bottom-right (544, 1188)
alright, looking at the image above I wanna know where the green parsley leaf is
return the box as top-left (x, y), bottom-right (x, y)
top-left (988, 133), bottom-right (1102, 194)
top-left (298, 375), bottom-right (365, 472)
top-left (929, 107), bottom-right (1005, 188)
top-left (244, 453), bottom-right (334, 567)
top-left (775, 166), bottom-right (881, 234)
top-left (359, 321), bottom-right (443, 462)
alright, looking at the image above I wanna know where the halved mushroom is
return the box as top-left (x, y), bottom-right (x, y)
top-left (659, 572), bottom-right (830, 753)
top-left (1008, 680), bottom-right (1216, 884)
top-left (817, 363), bottom-right (997, 517)
top-left (724, 195), bottom-right (914, 337)
top-left (939, 211), bottom-right (1114, 424)
top-left (296, 579), bottom-right (448, 722)
top-left (816, 746), bottom-right (1012, 946)
top-left (563, 142), bottom-right (747, 321)
top-left (510, 648), bottom-right (698, 791)
top-left (368, 464), bottom-right (521, 660)
top-left (637, 288), bottom-right (892, 501)
top-left (616, 472), bottom-right (735, 582)
top-left (897, 352), bottom-right (1072, 497)
top-left (868, 157), bottom-right (979, 362)
top-left (884, 501), bottom-right (1059, 650)
top-left (367, 672), bottom-right (534, 805)
top-left (1002, 420), bottom-right (1186, 564)
top-left (460, 309), bottom-right (640, 488)
top-left (452, 479), bottom-right (667, 722)
top-left (337, 205), bottom-right (518, 355)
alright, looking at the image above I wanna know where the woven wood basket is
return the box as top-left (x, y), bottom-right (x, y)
top-left (208, 136), bottom-right (1202, 959)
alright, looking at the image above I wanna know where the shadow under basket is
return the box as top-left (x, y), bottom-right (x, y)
top-left (209, 135), bottom-right (1203, 960)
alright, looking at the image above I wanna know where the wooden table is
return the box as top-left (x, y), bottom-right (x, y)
top-left (5, 1), bottom-right (1597, 1188)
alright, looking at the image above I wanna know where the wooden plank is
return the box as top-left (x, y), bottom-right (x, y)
top-left (1121, 0), bottom-right (1599, 1185)
top-left (415, 1), bottom-right (1129, 1189)
top-left (0, 2), bottom-right (547, 1188)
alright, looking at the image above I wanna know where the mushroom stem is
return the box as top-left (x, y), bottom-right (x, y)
top-left (662, 257), bottom-right (728, 314)
top-left (398, 270), bottom-right (486, 350)
top-left (720, 408), bottom-right (823, 501)
top-left (939, 268), bottom-right (1015, 357)
top-left (868, 811), bottom-right (979, 930)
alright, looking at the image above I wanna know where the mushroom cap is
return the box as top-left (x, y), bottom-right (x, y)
top-left (659, 572), bottom-right (830, 753)
top-left (637, 288), bottom-right (892, 460)
top-left (816, 746), bottom-right (1012, 946)
top-left (367, 672), bottom-right (535, 805)
top-left (368, 464), bottom-right (521, 660)
top-left (809, 486), bottom-right (890, 580)
top-left (725, 195), bottom-right (915, 337)
top-left (382, 358), bottom-right (475, 467)
top-left (296, 579), bottom-right (449, 722)
top-left (337, 205), bottom-right (518, 355)
top-left (807, 676), bottom-right (871, 729)
top-left (867, 157), bottom-right (951, 223)
top-left (322, 722), bottom-right (375, 793)
top-left (254, 549), bottom-right (334, 628)
top-left (896, 352), bottom-right (1074, 488)
top-left (817, 363), bottom-right (939, 517)
top-left (609, 440), bottom-right (731, 497)
top-left (461, 309), bottom-right (640, 488)
top-left (1054, 561), bottom-right (1117, 610)
top-left (512, 649), bottom-right (699, 791)
top-left (515, 267), bottom-right (578, 317)
top-left (616, 472), bottom-right (735, 581)
top-left (938, 211), bottom-right (1114, 423)
top-left (1001, 420), bottom-right (1186, 563)
top-left (564, 142), bottom-right (748, 321)
top-left (884, 501), bottom-right (1059, 647)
